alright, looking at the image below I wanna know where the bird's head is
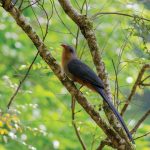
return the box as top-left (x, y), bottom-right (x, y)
top-left (61, 44), bottom-right (77, 61)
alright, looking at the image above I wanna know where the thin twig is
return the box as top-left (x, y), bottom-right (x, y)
top-left (111, 59), bottom-right (119, 109)
top-left (134, 132), bottom-right (150, 140)
top-left (96, 139), bottom-right (115, 150)
top-left (111, 28), bottom-right (133, 109)
top-left (139, 75), bottom-right (150, 87)
top-left (81, 0), bottom-right (88, 15)
top-left (92, 12), bottom-right (150, 22)
top-left (139, 83), bottom-right (150, 86)
top-left (53, 1), bottom-right (76, 37)
top-left (121, 64), bottom-right (150, 116)
top-left (75, 28), bottom-right (80, 50)
top-left (7, 0), bottom-right (54, 108)
top-left (140, 75), bottom-right (150, 83)
top-left (75, 0), bottom-right (87, 50)
top-left (97, 140), bottom-right (105, 150)
top-left (39, 0), bottom-right (54, 41)
top-left (7, 51), bottom-right (39, 109)
top-left (130, 109), bottom-right (150, 134)
top-left (74, 0), bottom-right (81, 10)
top-left (90, 127), bottom-right (98, 150)
top-left (21, 0), bottom-right (39, 11)
top-left (30, 0), bottom-right (44, 39)
top-left (18, 0), bottom-right (23, 9)
top-left (7, 0), bottom-right (53, 109)
top-left (13, 0), bottom-right (18, 7)
top-left (71, 96), bottom-right (86, 150)
top-left (100, 23), bottom-right (119, 54)
top-left (79, 41), bottom-right (86, 59)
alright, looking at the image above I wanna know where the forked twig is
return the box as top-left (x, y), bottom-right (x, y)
top-left (130, 109), bottom-right (150, 134)
top-left (7, 0), bottom-right (54, 109)
top-left (134, 132), bottom-right (150, 140)
top-left (71, 96), bottom-right (86, 150)
top-left (7, 51), bottom-right (39, 109)
top-left (121, 64), bottom-right (150, 116)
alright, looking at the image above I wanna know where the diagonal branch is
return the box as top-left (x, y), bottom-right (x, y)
top-left (91, 12), bottom-right (150, 22)
top-left (140, 75), bottom-right (150, 83)
top-left (139, 83), bottom-right (150, 86)
top-left (130, 109), bottom-right (150, 134)
top-left (139, 75), bottom-right (150, 86)
top-left (134, 131), bottom-right (150, 140)
top-left (1, 1), bottom-right (131, 148)
top-left (121, 64), bottom-right (150, 116)
top-left (7, 51), bottom-right (39, 109)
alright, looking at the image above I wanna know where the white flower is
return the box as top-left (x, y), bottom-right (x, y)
top-left (5, 32), bottom-right (18, 39)
top-left (126, 77), bottom-right (133, 84)
top-left (0, 24), bottom-right (6, 30)
top-left (15, 42), bottom-right (22, 48)
top-left (2, 75), bottom-right (9, 80)
top-left (32, 109), bottom-right (41, 118)
top-left (21, 134), bottom-right (27, 141)
top-left (8, 132), bottom-right (17, 139)
top-left (39, 124), bottom-right (46, 131)
top-left (53, 140), bottom-right (60, 149)
top-left (126, 3), bottom-right (140, 11)
top-left (20, 65), bottom-right (27, 70)
top-left (28, 145), bottom-right (37, 150)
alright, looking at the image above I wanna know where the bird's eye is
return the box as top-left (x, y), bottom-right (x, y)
top-left (69, 48), bottom-right (73, 53)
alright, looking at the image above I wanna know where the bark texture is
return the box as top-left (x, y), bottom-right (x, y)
top-left (1, 0), bottom-right (135, 149)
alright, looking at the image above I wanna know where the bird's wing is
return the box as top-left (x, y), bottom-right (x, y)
top-left (68, 59), bottom-right (104, 89)
top-left (68, 59), bottom-right (134, 143)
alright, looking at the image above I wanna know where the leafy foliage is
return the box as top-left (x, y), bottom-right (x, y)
top-left (0, 0), bottom-right (150, 149)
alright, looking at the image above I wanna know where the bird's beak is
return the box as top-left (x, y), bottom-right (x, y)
top-left (61, 44), bottom-right (67, 49)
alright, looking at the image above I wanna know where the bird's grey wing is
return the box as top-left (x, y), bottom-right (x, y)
top-left (68, 59), bottom-right (104, 89)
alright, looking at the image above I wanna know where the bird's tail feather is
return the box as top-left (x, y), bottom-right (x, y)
top-left (96, 87), bottom-right (134, 144)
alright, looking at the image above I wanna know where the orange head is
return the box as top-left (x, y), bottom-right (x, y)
top-left (61, 44), bottom-right (77, 66)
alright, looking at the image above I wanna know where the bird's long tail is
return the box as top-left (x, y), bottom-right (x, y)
top-left (95, 87), bottom-right (134, 144)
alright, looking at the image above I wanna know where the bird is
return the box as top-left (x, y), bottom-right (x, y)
top-left (61, 44), bottom-right (134, 144)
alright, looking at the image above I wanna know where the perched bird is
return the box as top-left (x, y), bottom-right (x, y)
top-left (61, 44), bottom-right (134, 143)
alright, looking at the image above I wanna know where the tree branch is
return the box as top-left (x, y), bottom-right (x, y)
top-left (92, 12), bottom-right (150, 22)
top-left (139, 75), bottom-right (150, 87)
top-left (1, 1), bottom-right (131, 148)
top-left (96, 139), bottom-right (116, 150)
top-left (7, 51), bottom-right (39, 109)
top-left (134, 132), bottom-right (150, 140)
top-left (130, 109), bottom-right (150, 134)
top-left (140, 75), bottom-right (150, 83)
top-left (121, 64), bottom-right (150, 116)
top-left (139, 83), bottom-right (150, 86)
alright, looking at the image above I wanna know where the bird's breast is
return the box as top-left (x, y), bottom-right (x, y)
top-left (63, 63), bottom-right (75, 80)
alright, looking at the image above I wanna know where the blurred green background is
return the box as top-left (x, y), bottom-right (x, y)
top-left (0, 0), bottom-right (150, 149)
